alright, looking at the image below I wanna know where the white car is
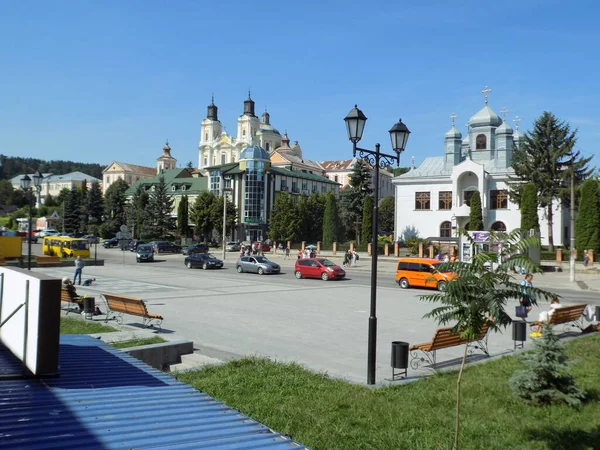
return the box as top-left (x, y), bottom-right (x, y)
top-left (36, 229), bottom-right (60, 238)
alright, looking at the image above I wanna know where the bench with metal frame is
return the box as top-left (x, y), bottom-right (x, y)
top-left (60, 288), bottom-right (83, 314)
top-left (409, 324), bottom-right (490, 370)
top-left (102, 293), bottom-right (163, 330)
top-left (529, 303), bottom-right (587, 332)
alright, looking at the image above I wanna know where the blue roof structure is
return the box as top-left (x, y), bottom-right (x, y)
top-left (0, 335), bottom-right (308, 449)
top-left (239, 145), bottom-right (270, 161)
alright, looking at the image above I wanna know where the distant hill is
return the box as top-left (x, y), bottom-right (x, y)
top-left (0, 155), bottom-right (104, 180)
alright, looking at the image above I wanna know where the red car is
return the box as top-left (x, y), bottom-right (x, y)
top-left (294, 258), bottom-right (346, 281)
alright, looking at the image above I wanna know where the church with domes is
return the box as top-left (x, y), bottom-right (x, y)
top-left (393, 88), bottom-right (569, 254)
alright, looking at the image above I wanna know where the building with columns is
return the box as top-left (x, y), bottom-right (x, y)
top-left (393, 88), bottom-right (569, 247)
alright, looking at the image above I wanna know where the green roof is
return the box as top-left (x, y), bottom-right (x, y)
top-left (125, 168), bottom-right (207, 196)
top-left (269, 167), bottom-right (339, 185)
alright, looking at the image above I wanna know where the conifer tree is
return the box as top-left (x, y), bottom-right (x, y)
top-left (102, 178), bottom-right (129, 237)
top-left (63, 187), bottom-right (80, 232)
top-left (468, 191), bottom-right (483, 231)
top-left (190, 191), bottom-right (217, 242)
top-left (268, 192), bottom-right (299, 243)
top-left (575, 178), bottom-right (600, 254)
top-left (378, 195), bottom-right (395, 234)
top-left (520, 182), bottom-right (540, 233)
top-left (85, 181), bottom-right (104, 235)
top-left (177, 195), bottom-right (190, 239)
top-left (361, 195), bottom-right (373, 249)
top-left (126, 184), bottom-right (149, 239)
top-left (143, 176), bottom-right (174, 240)
top-left (322, 192), bottom-right (340, 247)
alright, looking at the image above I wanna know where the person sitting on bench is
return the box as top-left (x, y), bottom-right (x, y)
top-left (531, 297), bottom-right (561, 337)
top-left (63, 277), bottom-right (83, 312)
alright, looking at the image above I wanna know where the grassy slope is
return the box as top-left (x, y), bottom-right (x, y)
top-left (60, 317), bottom-right (117, 334)
top-left (175, 333), bottom-right (600, 450)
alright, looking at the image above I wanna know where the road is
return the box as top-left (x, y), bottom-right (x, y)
top-left (28, 243), bottom-right (600, 385)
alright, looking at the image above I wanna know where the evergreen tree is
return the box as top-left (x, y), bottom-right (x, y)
top-left (575, 178), bottom-right (600, 254)
top-left (85, 181), bottom-right (104, 235)
top-left (349, 159), bottom-right (373, 195)
top-left (177, 195), bottom-right (190, 239)
top-left (126, 184), bottom-right (149, 239)
top-left (339, 159), bottom-right (373, 243)
top-left (210, 195), bottom-right (237, 240)
top-left (297, 193), bottom-right (326, 243)
top-left (63, 187), bottom-right (80, 232)
top-left (378, 195), bottom-right (395, 234)
top-left (520, 183), bottom-right (540, 233)
top-left (510, 112), bottom-right (592, 251)
top-left (268, 192), bottom-right (300, 243)
top-left (468, 191), bottom-right (483, 231)
top-left (56, 188), bottom-right (70, 205)
top-left (102, 178), bottom-right (129, 238)
top-left (78, 181), bottom-right (89, 232)
top-left (510, 324), bottom-right (584, 407)
top-left (44, 194), bottom-right (56, 207)
top-left (322, 192), bottom-right (340, 247)
top-left (143, 176), bottom-right (174, 240)
top-left (190, 191), bottom-right (216, 242)
top-left (361, 195), bottom-right (373, 248)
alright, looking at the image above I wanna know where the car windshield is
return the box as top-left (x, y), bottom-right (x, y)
top-left (138, 245), bottom-right (152, 252)
top-left (195, 253), bottom-right (208, 259)
top-left (317, 259), bottom-right (336, 267)
top-left (254, 256), bottom-right (269, 263)
top-left (432, 262), bottom-right (454, 273)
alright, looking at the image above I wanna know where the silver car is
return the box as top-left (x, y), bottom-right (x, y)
top-left (236, 256), bottom-right (280, 275)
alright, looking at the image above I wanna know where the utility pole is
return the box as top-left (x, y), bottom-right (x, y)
top-left (569, 159), bottom-right (575, 283)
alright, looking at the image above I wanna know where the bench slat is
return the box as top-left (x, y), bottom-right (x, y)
top-left (103, 293), bottom-right (164, 323)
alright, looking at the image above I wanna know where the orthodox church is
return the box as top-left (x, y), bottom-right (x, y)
top-left (393, 88), bottom-right (568, 248)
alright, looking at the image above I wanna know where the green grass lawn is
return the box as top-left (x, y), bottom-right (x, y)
top-left (60, 317), bottom-right (117, 334)
top-left (175, 333), bottom-right (600, 450)
top-left (110, 337), bottom-right (166, 349)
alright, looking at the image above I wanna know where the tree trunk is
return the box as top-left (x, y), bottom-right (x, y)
top-left (453, 344), bottom-right (469, 450)
top-left (547, 204), bottom-right (554, 252)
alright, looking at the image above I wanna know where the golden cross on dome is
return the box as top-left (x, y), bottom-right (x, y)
top-left (501, 107), bottom-right (508, 119)
top-left (481, 86), bottom-right (492, 105)
top-left (450, 112), bottom-right (457, 126)
top-left (513, 116), bottom-right (521, 130)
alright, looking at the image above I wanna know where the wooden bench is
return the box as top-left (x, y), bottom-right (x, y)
top-left (530, 304), bottom-right (587, 332)
top-left (36, 256), bottom-right (61, 266)
top-left (102, 293), bottom-right (163, 330)
top-left (409, 324), bottom-right (490, 370)
top-left (61, 288), bottom-right (83, 313)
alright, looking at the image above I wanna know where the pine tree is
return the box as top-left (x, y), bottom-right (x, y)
top-left (102, 178), bottom-right (129, 238)
top-left (340, 159), bottom-right (373, 243)
top-left (378, 195), bottom-right (395, 234)
top-left (177, 195), bottom-right (190, 239)
top-left (268, 192), bottom-right (299, 243)
top-left (63, 187), bottom-right (80, 232)
top-left (190, 191), bottom-right (216, 242)
top-left (127, 184), bottom-right (149, 239)
top-left (85, 181), bottom-right (104, 235)
top-left (468, 191), bottom-right (483, 231)
top-left (322, 192), bottom-right (340, 247)
top-left (210, 195), bottom-right (237, 240)
top-left (510, 324), bottom-right (584, 407)
top-left (575, 178), bottom-right (600, 254)
top-left (510, 112), bottom-right (592, 251)
top-left (143, 176), bottom-right (174, 240)
top-left (361, 195), bottom-right (373, 249)
top-left (520, 183), bottom-right (540, 233)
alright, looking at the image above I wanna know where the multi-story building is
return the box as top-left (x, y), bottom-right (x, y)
top-left (11, 171), bottom-right (101, 207)
top-left (319, 158), bottom-right (395, 199)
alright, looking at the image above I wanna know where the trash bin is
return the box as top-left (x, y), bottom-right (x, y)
top-left (596, 306), bottom-right (600, 322)
top-left (391, 341), bottom-right (409, 380)
top-left (512, 321), bottom-right (527, 350)
top-left (83, 297), bottom-right (95, 321)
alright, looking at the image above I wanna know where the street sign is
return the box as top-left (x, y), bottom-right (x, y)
top-left (120, 224), bottom-right (128, 233)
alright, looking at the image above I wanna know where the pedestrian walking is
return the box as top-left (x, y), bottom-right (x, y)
top-left (284, 246), bottom-right (290, 260)
top-left (352, 250), bottom-right (358, 267)
top-left (518, 273), bottom-right (535, 319)
top-left (297, 249), bottom-right (302, 260)
top-left (342, 251), bottom-right (350, 267)
top-left (583, 249), bottom-right (589, 268)
top-left (73, 256), bottom-right (84, 285)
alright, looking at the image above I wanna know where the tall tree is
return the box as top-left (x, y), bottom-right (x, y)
top-left (190, 191), bottom-right (217, 242)
top-left (143, 176), bottom-right (174, 240)
top-left (349, 159), bottom-right (373, 195)
top-left (575, 178), bottom-right (600, 254)
top-left (78, 181), bottom-right (89, 232)
top-left (126, 184), bottom-right (149, 239)
top-left (322, 192), bottom-right (340, 247)
top-left (510, 112), bottom-right (592, 251)
top-left (85, 181), bottom-right (104, 235)
top-left (268, 192), bottom-right (299, 243)
top-left (468, 191), bottom-right (483, 231)
top-left (520, 183), bottom-right (540, 233)
top-left (378, 195), bottom-right (395, 234)
top-left (177, 195), bottom-right (190, 239)
top-left (210, 195), bottom-right (237, 240)
top-left (297, 193), bottom-right (326, 243)
top-left (63, 187), bottom-right (80, 232)
top-left (102, 178), bottom-right (129, 238)
top-left (361, 195), bottom-right (373, 248)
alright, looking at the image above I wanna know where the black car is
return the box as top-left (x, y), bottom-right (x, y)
top-left (182, 243), bottom-right (209, 255)
top-left (184, 253), bottom-right (223, 270)
top-left (153, 241), bottom-right (181, 253)
top-left (129, 240), bottom-right (147, 252)
top-left (102, 237), bottom-right (119, 248)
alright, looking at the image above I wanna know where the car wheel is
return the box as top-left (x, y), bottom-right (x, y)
top-left (186, 262), bottom-right (193, 269)
top-left (321, 272), bottom-right (329, 281)
top-left (136, 258), bottom-right (140, 263)
top-left (258, 267), bottom-right (264, 275)
top-left (437, 281), bottom-right (447, 292)
top-left (399, 278), bottom-right (410, 289)
top-left (237, 265), bottom-right (243, 273)
top-left (202, 263), bottom-right (208, 270)
top-left (295, 270), bottom-right (302, 279)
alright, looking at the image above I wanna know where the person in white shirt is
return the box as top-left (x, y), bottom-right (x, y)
top-left (531, 297), bottom-right (561, 336)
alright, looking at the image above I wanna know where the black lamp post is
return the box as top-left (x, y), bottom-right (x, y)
top-left (344, 105), bottom-right (410, 385)
top-left (20, 170), bottom-right (43, 270)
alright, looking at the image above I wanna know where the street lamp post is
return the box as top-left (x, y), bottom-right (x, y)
top-left (344, 105), bottom-right (410, 385)
top-left (222, 175), bottom-right (232, 261)
top-left (20, 170), bottom-right (43, 270)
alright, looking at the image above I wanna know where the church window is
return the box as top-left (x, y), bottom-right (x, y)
top-left (334, 175), bottom-right (339, 183)
top-left (440, 221), bottom-right (452, 238)
top-left (221, 153), bottom-right (227, 165)
top-left (415, 192), bottom-right (430, 210)
top-left (438, 191), bottom-right (452, 210)
top-left (205, 133), bottom-right (208, 141)
top-left (463, 190), bottom-right (476, 206)
top-left (265, 143), bottom-right (270, 152)
top-left (476, 134), bottom-right (487, 150)
top-left (203, 157), bottom-right (208, 167)
top-left (490, 190), bottom-right (508, 209)
top-left (243, 129), bottom-right (246, 136)
top-left (491, 221), bottom-right (507, 232)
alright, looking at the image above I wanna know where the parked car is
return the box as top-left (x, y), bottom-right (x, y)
top-left (184, 252), bottom-right (223, 270)
top-left (153, 241), bottom-right (181, 254)
top-left (136, 244), bottom-right (154, 263)
top-left (102, 237), bottom-right (119, 248)
top-left (254, 241), bottom-right (271, 252)
top-left (225, 241), bottom-right (241, 252)
top-left (22, 231), bottom-right (38, 243)
top-left (395, 257), bottom-right (455, 291)
top-left (128, 240), bottom-right (147, 252)
top-left (182, 243), bottom-right (209, 255)
top-left (294, 258), bottom-right (346, 281)
top-left (236, 256), bottom-right (280, 275)
top-left (36, 229), bottom-right (60, 238)
top-left (84, 235), bottom-right (99, 244)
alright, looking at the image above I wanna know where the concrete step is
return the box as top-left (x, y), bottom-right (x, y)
top-left (169, 352), bottom-right (223, 372)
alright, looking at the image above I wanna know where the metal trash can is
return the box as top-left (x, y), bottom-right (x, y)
top-left (596, 306), bottom-right (600, 322)
top-left (512, 321), bottom-right (527, 350)
top-left (83, 297), bottom-right (95, 321)
top-left (391, 341), bottom-right (409, 380)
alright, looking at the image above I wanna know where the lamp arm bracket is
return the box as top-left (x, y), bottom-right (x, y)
top-left (355, 148), bottom-right (400, 167)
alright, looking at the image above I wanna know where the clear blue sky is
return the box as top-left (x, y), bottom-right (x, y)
top-left (1, 0), bottom-right (598, 169)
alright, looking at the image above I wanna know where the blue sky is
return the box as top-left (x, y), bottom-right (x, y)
top-left (1, 0), bottom-right (598, 169)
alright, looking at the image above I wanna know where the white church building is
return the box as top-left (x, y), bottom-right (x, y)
top-left (393, 91), bottom-right (568, 247)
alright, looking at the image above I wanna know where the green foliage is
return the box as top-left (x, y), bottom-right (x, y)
top-left (575, 178), bottom-right (600, 254)
top-left (85, 181), bottom-right (104, 235)
top-left (109, 336), bottom-right (166, 349)
top-left (322, 192), bottom-right (340, 247)
top-left (339, 160), bottom-right (373, 242)
top-left (0, 179), bottom-right (28, 207)
top-left (510, 324), bottom-right (584, 407)
top-left (378, 195), bottom-right (395, 233)
top-left (268, 192), bottom-right (300, 242)
top-left (60, 317), bottom-right (117, 334)
top-left (468, 191), bottom-right (483, 231)
top-left (405, 236), bottom-right (429, 255)
top-left (177, 195), bottom-right (190, 238)
top-left (401, 224), bottom-right (419, 242)
top-left (349, 159), bottom-right (372, 195)
top-left (63, 187), bottom-right (80, 232)
top-left (361, 195), bottom-right (373, 247)
top-left (143, 176), bottom-right (174, 240)
top-left (190, 191), bottom-right (217, 241)
top-left (210, 195), bottom-right (237, 240)
top-left (520, 183), bottom-right (540, 232)
top-left (0, 155), bottom-right (104, 180)
top-left (392, 167), bottom-right (411, 176)
top-left (6, 216), bottom-right (14, 230)
top-left (126, 184), bottom-right (149, 239)
top-left (56, 187), bottom-right (70, 205)
top-left (103, 178), bottom-right (129, 237)
top-left (297, 193), bottom-right (326, 243)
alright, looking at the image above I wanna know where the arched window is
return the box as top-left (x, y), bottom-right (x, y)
top-left (265, 143), bottom-right (270, 152)
top-left (205, 133), bottom-right (208, 141)
top-left (440, 221), bottom-right (452, 238)
top-left (476, 134), bottom-right (487, 150)
top-left (221, 153), bottom-right (227, 164)
top-left (243, 129), bottom-right (246, 136)
top-left (491, 221), bottom-right (506, 232)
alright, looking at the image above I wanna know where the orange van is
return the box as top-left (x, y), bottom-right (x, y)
top-left (395, 257), bottom-right (455, 291)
